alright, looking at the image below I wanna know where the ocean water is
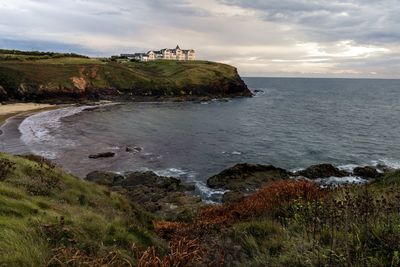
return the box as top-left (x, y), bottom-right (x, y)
top-left (2, 77), bottom-right (400, 198)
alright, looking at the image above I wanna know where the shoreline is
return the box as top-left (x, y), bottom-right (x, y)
top-left (0, 103), bottom-right (63, 126)
top-left (0, 95), bottom-right (249, 125)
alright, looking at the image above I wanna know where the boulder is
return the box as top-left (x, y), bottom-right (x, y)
top-left (207, 163), bottom-right (289, 191)
top-left (296, 164), bottom-right (349, 179)
top-left (121, 171), bottom-right (182, 191)
top-left (353, 166), bottom-right (379, 178)
top-left (86, 171), bottom-right (124, 186)
top-left (88, 152), bottom-right (115, 159)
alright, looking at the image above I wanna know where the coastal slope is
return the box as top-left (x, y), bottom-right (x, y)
top-left (2, 151), bottom-right (400, 266)
top-left (0, 51), bottom-right (251, 102)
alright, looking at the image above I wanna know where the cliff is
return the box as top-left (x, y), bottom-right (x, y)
top-left (0, 51), bottom-right (251, 102)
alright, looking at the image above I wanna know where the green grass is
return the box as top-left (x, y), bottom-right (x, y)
top-left (0, 52), bottom-right (246, 101)
top-left (0, 153), bottom-right (161, 266)
top-left (2, 150), bottom-right (400, 266)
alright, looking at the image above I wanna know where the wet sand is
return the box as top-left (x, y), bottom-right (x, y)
top-left (0, 103), bottom-right (63, 155)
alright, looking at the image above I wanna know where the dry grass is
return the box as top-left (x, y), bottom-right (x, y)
top-left (47, 246), bottom-right (132, 267)
top-left (137, 238), bottom-right (203, 267)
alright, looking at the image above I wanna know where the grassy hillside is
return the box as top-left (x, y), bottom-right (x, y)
top-left (2, 151), bottom-right (400, 266)
top-left (0, 153), bottom-right (162, 266)
top-left (0, 50), bottom-right (250, 102)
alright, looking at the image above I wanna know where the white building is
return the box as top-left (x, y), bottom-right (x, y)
top-left (122, 45), bottom-right (196, 62)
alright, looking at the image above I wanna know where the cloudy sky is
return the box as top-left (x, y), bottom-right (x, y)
top-left (1, 0), bottom-right (400, 78)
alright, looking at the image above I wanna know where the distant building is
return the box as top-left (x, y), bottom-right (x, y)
top-left (121, 45), bottom-right (196, 61)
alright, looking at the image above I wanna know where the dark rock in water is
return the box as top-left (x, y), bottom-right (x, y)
top-left (126, 146), bottom-right (143, 153)
top-left (85, 170), bottom-right (201, 218)
top-left (223, 191), bottom-right (245, 204)
top-left (353, 166), bottom-right (380, 178)
top-left (207, 163), bottom-right (289, 191)
top-left (86, 171), bottom-right (124, 186)
top-left (254, 89), bottom-right (264, 93)
top-left (296, 163), bottom-right (349, 179)
top-left (88, 152), bottom-right (115, 159)
top-left (121, 171), bottom-right (182, 190)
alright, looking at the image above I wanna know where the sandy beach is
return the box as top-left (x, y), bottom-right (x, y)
top-left (0, 103), bottom-right (57, 124)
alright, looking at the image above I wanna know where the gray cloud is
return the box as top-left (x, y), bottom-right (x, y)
top-left (219, 0), bottom-right (400, 44)
top-left (0, 0), bottom-right (399, 77)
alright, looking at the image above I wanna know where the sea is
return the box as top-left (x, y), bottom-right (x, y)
top-left (1, 77), bottom-right (400, 199)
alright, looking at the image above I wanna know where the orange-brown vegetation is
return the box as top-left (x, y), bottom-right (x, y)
top-left (137, 238), bottom-right (203, 267)
top-left (155, 180), bottom-right (324, 238)
top-left (150, 180), bottom-right (324, 265)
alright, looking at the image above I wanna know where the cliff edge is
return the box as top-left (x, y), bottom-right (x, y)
top-left (0, 50), bottom-right (251, 102)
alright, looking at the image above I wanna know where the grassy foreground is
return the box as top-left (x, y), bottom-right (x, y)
top-left (0, 153), bottom-right (162, 266)
top-left (2, 151), bottom-right (400, 266)
top-left (0, 50), bottom-right (250, 102)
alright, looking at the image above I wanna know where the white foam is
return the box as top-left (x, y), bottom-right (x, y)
top-left (252, 90), bottom-right (266, 97)
top-left (142, 167), bottom-right (227, 202)
top-left (373, 159), bottom-right (400, 169)
top-left (154, 167), bottom-right (196, 178)
top-left (195, 182), bottom-right (228, 204)
top-left (18, 105), bottom-right (95, 159)
top-left (314, 176), bottom-right (368, 187)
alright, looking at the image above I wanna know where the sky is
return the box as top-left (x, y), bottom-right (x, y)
top-left (0, 0), bottom-right (400, 78)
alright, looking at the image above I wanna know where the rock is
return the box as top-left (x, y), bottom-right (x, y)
top-left (223, 191), bottom-right (245, 203)
top-left (353, 166), bottom-right (379, 178)
top-left (207, 163), bottom-right (289, 191)
top-left (88, 152), bottom-right (115, 159)
top-left (121, 171), bottom-right (182, 191)
top-left (86, 170), bottom-right (202, 218)
top-left (254, 89), bottom-right (264, 93)
top-left (86, 171), bottom-right (124, 186)
top-left (296, 164), bottom-right (349, 179)
top-left (126, 146), bottom-right (143, 153)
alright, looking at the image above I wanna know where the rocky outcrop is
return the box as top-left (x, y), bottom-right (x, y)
top-left (86, 170), bottom-right (201, 219)
top-left (296, 164), bottom-right (349, 179)
top-left (207, 163), bottom-right (289, 192)
top-left (353, 166), bottom-right (380, 178)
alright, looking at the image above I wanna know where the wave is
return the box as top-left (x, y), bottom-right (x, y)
top-left (313, 176), bottom-right (368, 187)
top-left (18, 105), bottom-right (102, 159)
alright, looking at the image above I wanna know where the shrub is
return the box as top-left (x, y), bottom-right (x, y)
top-left (0, 158), bottom-right (16, 180)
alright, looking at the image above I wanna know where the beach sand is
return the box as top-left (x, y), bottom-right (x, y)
top-left (0, 103), bottom-right (57, 124)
